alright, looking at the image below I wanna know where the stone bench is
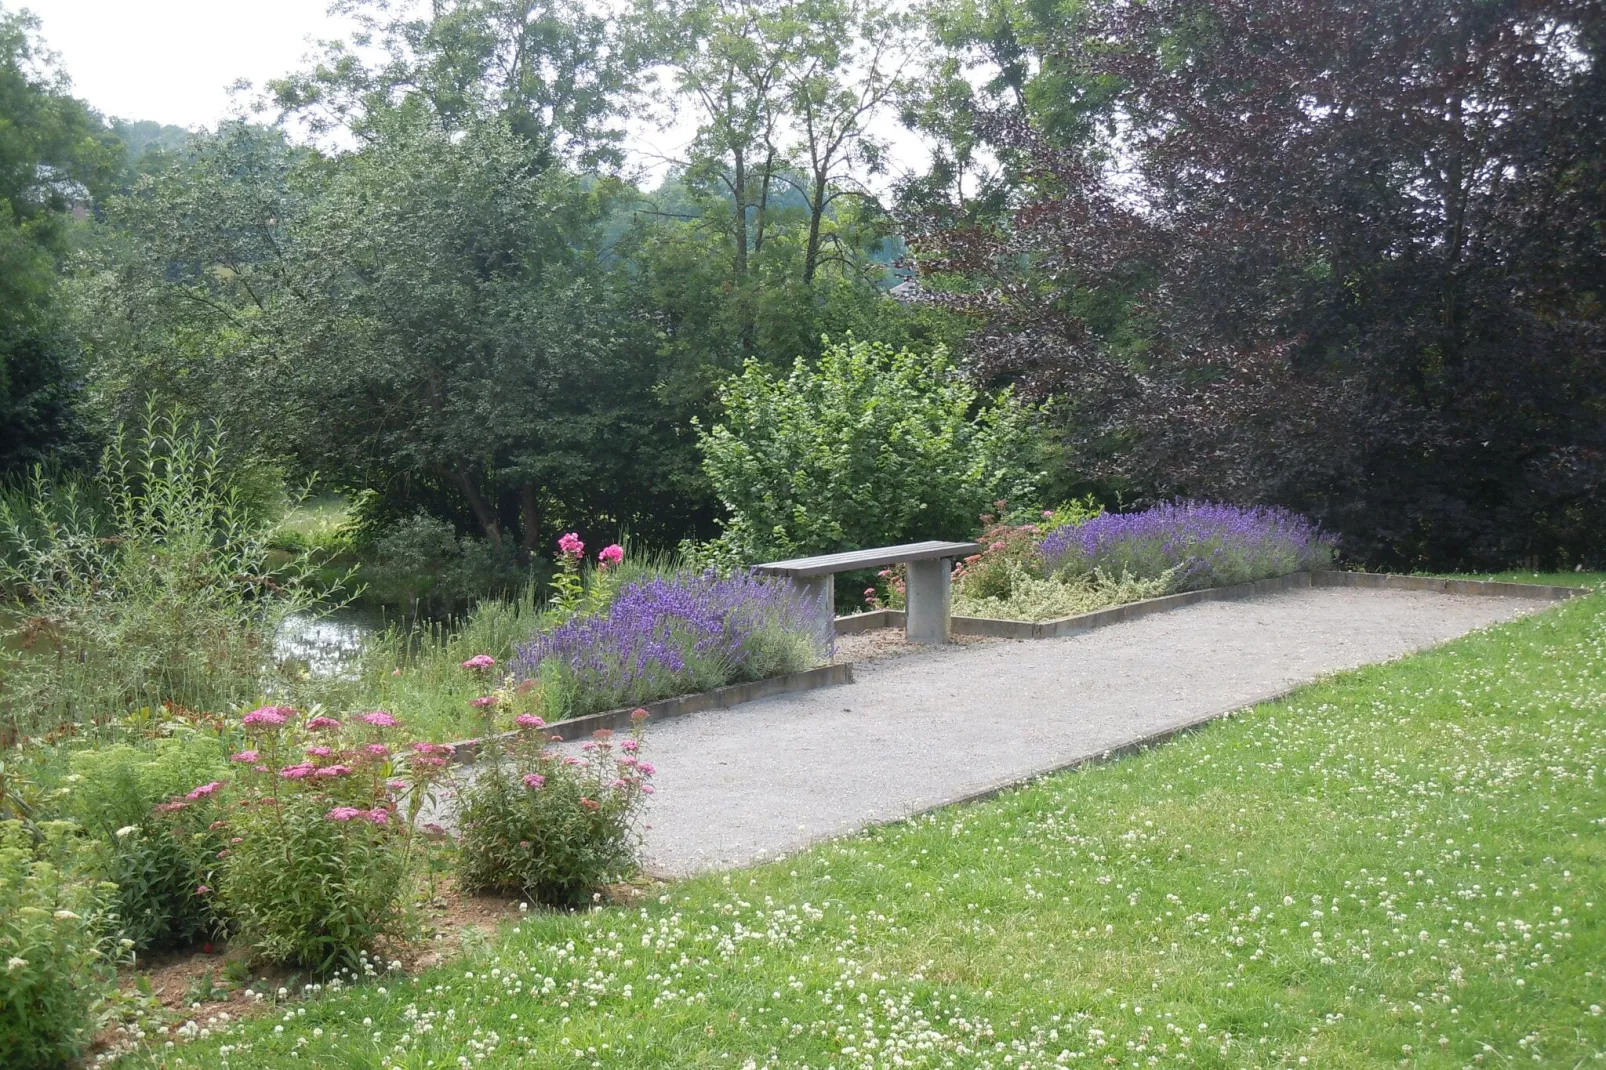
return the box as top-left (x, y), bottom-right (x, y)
top-left (755, 540), bottom-right (981, 643)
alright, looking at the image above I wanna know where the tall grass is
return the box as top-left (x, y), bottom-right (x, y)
top-left (0, 409), bottom-right (349, 743)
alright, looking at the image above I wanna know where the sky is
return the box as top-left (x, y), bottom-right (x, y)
top-left (18, 0), bottom-right (935, 191)
top-left (23, 0), bottom-right (355, 129)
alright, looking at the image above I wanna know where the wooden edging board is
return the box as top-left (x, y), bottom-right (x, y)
top-left (445, 662), bottom-right (854, 764)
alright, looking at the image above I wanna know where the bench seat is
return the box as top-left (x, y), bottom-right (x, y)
top-left (755, 540), bottom-right (981, 643)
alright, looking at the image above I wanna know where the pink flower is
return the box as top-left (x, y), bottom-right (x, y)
top-left (469, 696), bottom-right (497, 709)
top-left (412, 741), bottom-right (454, 757)
top-left (313, 764), bottom-right (353, 778)
top-left (365, 743), bottom-right (390, 757)
top-left (387, 779), bottom-right (407, 791)
top-left (306, 715), bottom-right (342, 730)
top-left (185, 781), bottom-right (224, 801)
top-left (864, 587), bottom-right (877, 598)
top-left (410, 755), bottom-right (447, 770)
top-left (640, 784), bottom-right (655, 794)
top-left (361, 710), bottom-right (399, 728)
top-left (1042, 509), bottom-right (1054, 518)
top-left (629, 708), bottom-right (649, 723)
top-left (581, 741), bottom-right (596, 751)
top-left (989, 541), bottom-right (1006, 551)
top-left (522, 773), bottom-right (546, 790)
top-left (620, 739), bottom-right (639, 753)
top-left (556, 532), bottom-right (585, 558)
top-left (325, 806), bottom-right (363, 822)
top-left (562, 756), bottom-right (582, 766)
top-left (461, 654), bottom-right (496, 671)
top-left (153, 800), bottom-right (188, 814)
top-left (635, 761), bottom-right (656, 777)
top-left (514, 714), bottom-right (546, 729)
top-left (278, 762), bottom-right (315, 780)
top-left (598, 543), bottom-right (624, 568)
top-left (229, 750), bottom-right (260, 764)
top-left (195, 885), bottom-right (211, 895)
top-left (579, 797), bottom-right (600, 811)
top-left (241, 705), bottom-right (292, 728)
top-left (609, 777), bottom-right (627, 788)
top-left (306, 745), bottom-right (333, 758)
top-left (362, 809), bottom-right (390, 825)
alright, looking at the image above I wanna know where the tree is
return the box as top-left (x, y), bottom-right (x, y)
top-left (0, 4), bottom-right (120, 472)
top-left (697, 335), bottom-right (1037, 557)
top-left (915, 0), bottom-right (1606, 569)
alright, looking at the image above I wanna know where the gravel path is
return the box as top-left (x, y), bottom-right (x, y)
top-left (626, 586), bottom-right (1536, 876)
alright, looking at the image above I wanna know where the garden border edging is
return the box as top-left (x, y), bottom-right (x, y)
top-left (942, 569), bottom-right (1588, 640)
top-left (445, 663), bottom-right (855, 763)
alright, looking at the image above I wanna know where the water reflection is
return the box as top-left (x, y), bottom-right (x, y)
top-left (274, 608), bottom-right (384, 679)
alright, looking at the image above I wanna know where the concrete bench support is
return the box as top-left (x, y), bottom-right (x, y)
top-left (905, 557), bottom-right (953, 642)
top-left (755, 540), bottom-right (980, 644)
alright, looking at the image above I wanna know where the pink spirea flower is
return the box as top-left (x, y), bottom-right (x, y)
top-left (185, 781), bottom-right (224, 801)
top-left (362, 710), bottom-right (399, 728)
top-left (609, 777), bottom-right (627, 788)
top-left (581, 741), bottom-right (596, 751)
top-left (579, 797), bottom-right (600, 811)
top-left (387, 779), bottom-right (407, 791)
top-left (522, 773), bottom-right (546, 790)
top-left (635, 761), bottom-right (656, 777)
top-left (306, 745), bottom-right (332, 758)
top-left (229, 750), bottom-right (260, 764)
top-left (313, 764), bottom-right (353, 778)
top-left (620, 739), bottom-right (639, 753)
top-left (365, 743), bottom-right (390, 757)
top-left (469, 696), bottom-right (497, 709)
top-left (242, 705), bottom-right (292, 727)
top-left (641, 784), bottom-right (655, 794)
top-left (412, 741), bottom-right (454, 757)
top-left (278, 762), bottom-right (315, 780)
top-left (154, 800), bottom-right (188, 813)
top-left (562, 756), bottom-right (582, 766)
top-left (460, 654), bottom-right (496, 671)
top-left (598, 543), bottom-right (624, 568)
top-left (557, 531), bottom-right (584, 557)
top-left (325, 806), bottom-right (363, 822)
top-left (306, 715), bottom-right (342, 730)
top-left (514, 714), bottom-right (546, 729)
top-left (362, 809), bottom-right (390, 825)
top-left (195, 885), bottom-right (211, 895)
top-left (864, 587), bottom-right (877, 598)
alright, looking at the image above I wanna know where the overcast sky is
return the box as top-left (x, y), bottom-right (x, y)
top-left (22, 0), bottom-right (354, 129)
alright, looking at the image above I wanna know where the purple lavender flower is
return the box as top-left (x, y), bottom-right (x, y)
top-left (1039, 501), bottom-right (1335, 591)
top-left (513, 570), bottom-right (833, 719)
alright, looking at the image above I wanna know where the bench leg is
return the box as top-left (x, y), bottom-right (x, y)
top-left (798, 574), bottom-right (834, 619)
top-left (905, 557), bottom-right (952, 644)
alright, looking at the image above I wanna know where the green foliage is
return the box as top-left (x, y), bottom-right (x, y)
top-left (697, 336), bottom-right (1038, 559)
top-left (62, 736), bottom-right (230, 951)
top-left (364, 513), bottom-right (526, 616)
top-left (951, 565), bottom-right (1174, 621)
top-left (218, 790), bottom-right (409, 974)
top-left (0, 819), bottom-right (117, 1070)
top-left (457, 720), bottom-right (650, 906)
top-left (0, 408), bottom-right (349, 737)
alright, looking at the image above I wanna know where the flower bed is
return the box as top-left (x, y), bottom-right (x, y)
top-left (513, 569), bottom-right (833, 721)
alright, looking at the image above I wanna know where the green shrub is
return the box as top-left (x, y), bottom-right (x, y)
top-left (63, 737), bottom-right (231, 951)
top-left (695, 336), bottom-right (1038, 561)
top-left (952, 565), bottom-right (1176, 622)
top-left (457, 715), bottom-right (651, 906)
top-left (0, 820), bottom-right (118, 1070)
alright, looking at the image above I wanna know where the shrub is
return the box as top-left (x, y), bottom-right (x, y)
top-left (1039, 501), bottom-right (1334, 591)
top-left (365, 512), bottom-right (526, 615)
top-left (457, 712), bottom-right (651, 906)
top-left (0, 819), bottom-right (118, 1070)
top-left (0, 407), bottom-right (350, 739)
top-left (514, 570), bottom-right (832, 720)
top-left (696, 336), bottom-right (1038, 561)
top-left (64, 736), bottom-right (231, 951)
top-left (204, 705), bottom-right (417, 973)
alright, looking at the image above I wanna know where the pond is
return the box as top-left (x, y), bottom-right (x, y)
top-left (274, 605), bottom-right (395, 678)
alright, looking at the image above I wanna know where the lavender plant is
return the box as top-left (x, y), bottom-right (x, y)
top-left (1039, 501), bottom-right (1334, 592)
top-left (513, 571), bottom-right (833, 720)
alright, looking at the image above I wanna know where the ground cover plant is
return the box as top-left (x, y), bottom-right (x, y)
top-left (109, 591), bottom-right (1606, 1069)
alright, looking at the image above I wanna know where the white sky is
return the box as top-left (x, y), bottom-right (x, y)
top-left (22, 0), bottom-right (354, 129)
top-left (19, 0), bottom-right (936, 193)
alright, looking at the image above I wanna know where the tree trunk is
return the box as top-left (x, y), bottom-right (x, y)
top-left (732, 145), bottom-right (749, 279)
top-left (519, 481), bottom-right (541, 556)
top-left (442, 466), bottom-right (502, 548)
top-left (803, 167), bottom-right (827, 284)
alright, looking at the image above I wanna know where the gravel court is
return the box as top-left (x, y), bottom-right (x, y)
top-left (625, 586), bottom-right (1540, 876)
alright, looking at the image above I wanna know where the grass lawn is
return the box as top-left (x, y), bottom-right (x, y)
top-left (119, 595), bottom-right (1606, 1069)
top-left (1442, 570), bottom-right (1606, 589)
